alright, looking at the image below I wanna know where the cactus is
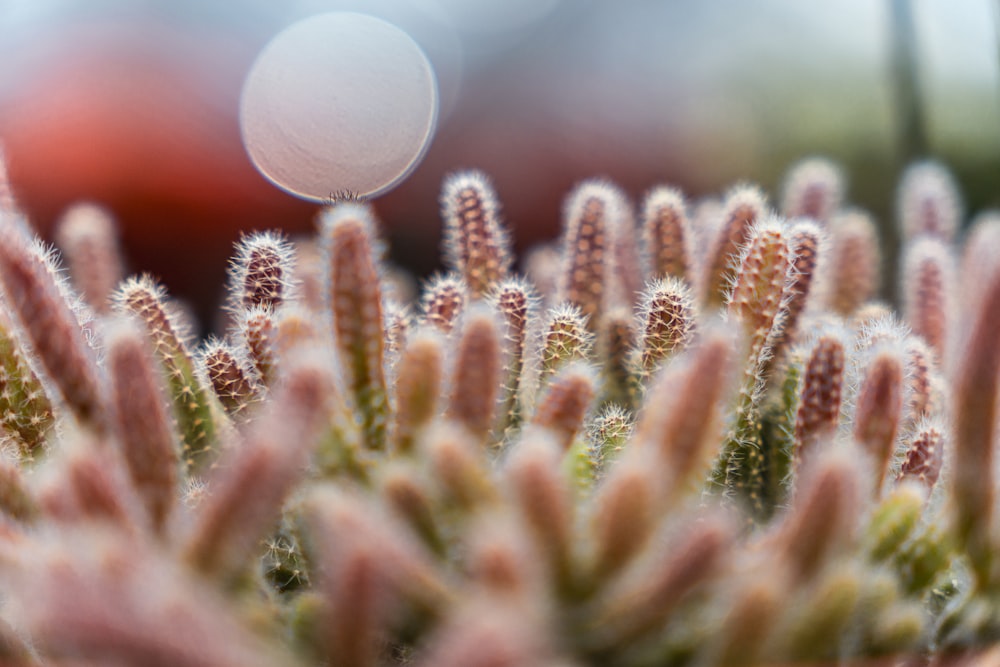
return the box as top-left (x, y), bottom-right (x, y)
top-left (114, 275), bottom-right (225, 473)
top-left (321, 204), bottom-right (390, 452)
top-left (701, 184), bottom-right (768, 308)
top-left (897, 160), bottom-right (962, 241)
top-left (635, 276), bottom-right (696, 377)
top-left (445, 305), bottom-right (505, 446)
top-left (0, 220), bottom-right (104, 429)
top-left (54, 202), bottom-right (125, 315)
top-left (2, 158), bottom-right (1000, 667)
top-left (440, 170), bottom-right (511, 299)
top-left (779, 156), bottom-right (845, 223)
top-left (826, 208), bottom-right (882, 316)
top-left (900, 235), bottom-right (955, 363)
top-left (558, 179), bottom-right (623, 330)
top-left (640, 185), bottom-right (693, 283)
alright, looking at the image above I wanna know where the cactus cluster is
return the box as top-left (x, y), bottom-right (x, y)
top-left (0, 154), bottom-right (999, 666)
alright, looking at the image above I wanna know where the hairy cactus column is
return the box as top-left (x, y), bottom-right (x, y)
top-left (825, 209), bottom-right (881, 317)
top-left (0, 309), bottom-right (54, 457)
top-left (585, 512), bottom-right (736, 654)
top-left (766, 221), bottom-right (824, 368)
top-left (184, 348), bottom-right (340, 579)
top-left (321, 204), bottom-right (390, 452)
top-left (115, 277), bottom-right (223, 473)
top-left (900, 236), bottom-right (955, 364)
top-left (557, 180), bottom-right (620, 332)
top-left (0, 219), bottom-right (104, 430)
top-left (634, 325), bottom-right (734, 505)
top-left (303, 487), bottom-right (452, 667)
top-left (852, 345), bottom-right (906, 497)
top-left (535, 304), bottom-right (594, 396)
top-left (779, 157), bottom-right (845, 223)
top-left (791, 332), bottom-right (847, 471)
top-left (640, 186), bottom-right (692, 283)
top-left (440, 170), bottom-right (511, 299)
top-left (227, 230), bottom-right (295, 313)
top-left (228, 231), bottom-right (295, 387)
top-left (528, 362), bottom-right (597, 489)
top-left (588, 328), bottom-right (732, 582)
top-left (701, 185), bottom-right (768, 308)
top-left (897, 160), bottom-right (962, 241)
top-left (491, 278), bottom-right (535, 434)
top-left (105, 319), bottom-right (180, 536)
top-left (635, 277), bottom-right (696, 378)
top-left (445, 305), bottom-right (504, 447)
top-left (712, 218), bottom-right (792, 517)
top-left (391, 328), bottom-right (445, 455)
top-left (950, 218), bottom-right (1000, 587)
top-left (199, 338), bottom-right (259, 417)
top-left (54, 203), bottom-right (125, 315)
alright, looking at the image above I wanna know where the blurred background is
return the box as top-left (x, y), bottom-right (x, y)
top-left (0, 0), bottom-right (998, 327)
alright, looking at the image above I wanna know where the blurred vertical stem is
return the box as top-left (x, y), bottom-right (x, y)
top-left (889, 0), bottom-right (927, 163)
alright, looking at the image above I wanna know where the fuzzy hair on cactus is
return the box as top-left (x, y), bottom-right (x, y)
top-left (2, 153), bottom-right (1000, 667)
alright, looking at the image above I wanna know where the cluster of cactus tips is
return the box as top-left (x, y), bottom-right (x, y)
top-left (1, 151), bottom-right (1000, 666)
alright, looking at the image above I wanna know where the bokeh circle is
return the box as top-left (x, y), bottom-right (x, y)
top-left (240, 12), bottom-right (439, 201)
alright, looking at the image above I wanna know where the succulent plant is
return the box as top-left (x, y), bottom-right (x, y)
top-left (0, 153), bottom-right (998, 666)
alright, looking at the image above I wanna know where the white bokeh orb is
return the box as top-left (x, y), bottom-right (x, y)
top-left (240, 12), bottom-right (439, 201)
